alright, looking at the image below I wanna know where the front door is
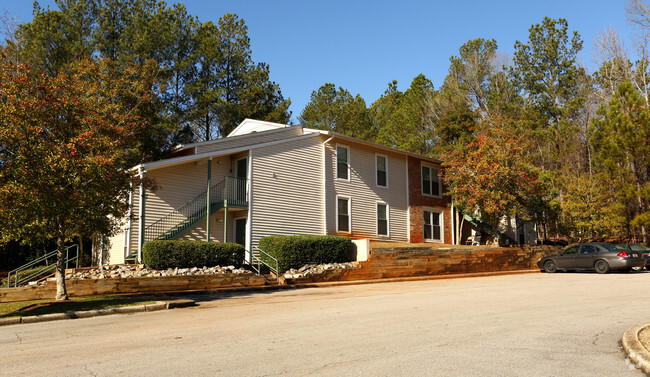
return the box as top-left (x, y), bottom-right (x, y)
top-left (555, 244), bottom-right (579, 269)
top-left (573, 244), bottom-right (597, 269)
top-left (234, 217), bottom-right (247, 246)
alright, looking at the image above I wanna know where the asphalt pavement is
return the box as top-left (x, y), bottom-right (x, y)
top-left (2, 271), bottom-right (649, 376)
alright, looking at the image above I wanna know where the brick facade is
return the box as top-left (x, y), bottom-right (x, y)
top-left (407, 156), bottom-right (452, 244)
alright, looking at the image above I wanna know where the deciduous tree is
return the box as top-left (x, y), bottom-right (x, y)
top-left (0, 56), bottom-right (156, 300)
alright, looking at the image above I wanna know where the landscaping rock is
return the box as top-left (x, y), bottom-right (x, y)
top-left (62, 264), bottom-right (254, 282)
top-left (283, 262), bottom-right (358, 279)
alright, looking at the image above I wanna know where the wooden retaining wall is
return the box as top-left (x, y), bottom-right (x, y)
top-left (287, 245), bottom-right (560, 283)
top-left (0, 274), bottom-right (266, 303)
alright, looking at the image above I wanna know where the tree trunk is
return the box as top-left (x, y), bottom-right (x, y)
top-left (55, 236), bottom-right (68, 301)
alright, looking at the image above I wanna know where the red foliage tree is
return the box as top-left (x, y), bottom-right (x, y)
top-left (0, 54), bottom-right (156, 300)
top-left (442, 114), bottom-right (543, 229)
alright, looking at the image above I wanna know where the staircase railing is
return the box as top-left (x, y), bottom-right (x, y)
top-left (5, 244), bottom-right (79, 288)
top-left (144, 176), bottom-right (248, 242)
top-left (251, 246), bottom-right (280, 281)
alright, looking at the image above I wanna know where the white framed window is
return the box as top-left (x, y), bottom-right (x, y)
top-left (421, 164), bottom-right (441, 197)
top-left (377, 202), bottom-right (389, 236)
top-left (337, 196), bottom-right (351, 233)
top-left (336, 145), bottom-right (350, 181)
top-left (423, 208), bottom-right (443, 242)
top-left (376, 154), bottom-right (388, 188)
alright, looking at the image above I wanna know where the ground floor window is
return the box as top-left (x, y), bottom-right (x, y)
top-left (423, 209), bottom-right (442, 242)
top-left (377, 202), bottom-right (388, 236)
top-left (337, 196), bottom-right (351, 232)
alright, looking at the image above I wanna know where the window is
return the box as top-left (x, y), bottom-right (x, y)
top-left (422, 165), bottom-right (441, 197)
top-left (337, 196), bottom-right (351, 232)
top-left (423, 209), bottom-right (442, 242)
top-left (377, 202), bottom-right (389, 236)
top-left (562, 245), bottom-right (579, 255)
top-left (376, 154), bottom-right (387, 187)
top-left (579, 245), bottom-right (596, 254)
top-left (336, 145), bottom-right (349, 180)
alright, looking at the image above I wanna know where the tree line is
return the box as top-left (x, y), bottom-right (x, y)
top-left (299, 5), bottom-right (650, 244)
top-left (3, 0), bottom-right (291, 158)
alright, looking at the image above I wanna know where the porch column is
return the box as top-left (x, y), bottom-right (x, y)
top-left (137, 167), bottom-right (146, 263)
top-left (206, 157), bottom-right (212, 242)
top-left (223, 200), bottom-right (228, 243)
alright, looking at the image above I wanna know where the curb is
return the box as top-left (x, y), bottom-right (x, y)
top-left (622, 322), bottom-right (650, 375)
top-left (0, 299), bottom-right (195, 327)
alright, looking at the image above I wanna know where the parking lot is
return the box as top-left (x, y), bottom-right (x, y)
top-left (2, 271), bottom-right (649, 376)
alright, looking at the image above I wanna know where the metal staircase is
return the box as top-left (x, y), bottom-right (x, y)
top-left (5, 245), bottom-right (79, 287)
top-left (124, 176), bottom-right (248, 262)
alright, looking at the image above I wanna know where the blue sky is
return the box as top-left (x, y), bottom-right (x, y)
top-left (2, 0), bottom-right (636, 122)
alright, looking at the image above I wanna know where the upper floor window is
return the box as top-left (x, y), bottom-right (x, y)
top-left (422, 164), bottom-right (441, 197)
top-left (337, 145), bottom-right (350, 181)
top-left (376, 154), bottom-right (387, 187)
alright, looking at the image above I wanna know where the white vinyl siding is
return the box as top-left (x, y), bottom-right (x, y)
top-left (325, 141), bottom-right (408, 241)
top-left (107, 228), bottom-right (126, 265)
top-left (144, 158), bottom-right (235, 234)
top-left (250, 136), bottom-right (324, 248)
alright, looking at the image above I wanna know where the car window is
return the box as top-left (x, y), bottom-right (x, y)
top-left (563, 245), bottom-right (579, 255)
top-left (629, 244), bottom-right (649, 252)
top-left (580, 245), bottom-right (596, 254)
top-left (601, 244), bottom-right (627, 252)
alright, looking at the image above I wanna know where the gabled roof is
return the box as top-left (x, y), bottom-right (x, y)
top-left (227, 119), bottom-right (293, 137)
top-left (138, 119), bottom-right (441, 172)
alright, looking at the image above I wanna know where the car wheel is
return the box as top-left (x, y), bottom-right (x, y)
top-left (632, 266), bottom-right (644, 271)
top-left (594, 259), bottom-right (610, 274)
top-left (543, 260), bottom-right (558, 273)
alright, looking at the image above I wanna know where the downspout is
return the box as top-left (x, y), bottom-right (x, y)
top-left (206, 157), bottom-right (212, 242)
top-left (246, 149), bottom-right (253, 263)
top-left (137, 167), bottom-right (147, 263)
top-left (322, 134), bottom-right (335, 235)
top-left (405, 156), bottom-right (410, 243)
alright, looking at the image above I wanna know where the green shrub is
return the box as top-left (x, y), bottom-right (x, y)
top-left (258, 235), bottom-right (353, 272)
top-left (142, 240), bottom-right (244, 270)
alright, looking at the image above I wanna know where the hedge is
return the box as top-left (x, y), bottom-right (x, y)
top-left (142, 240), bottom-right (244, 270)
top-left (258, 235), bottom-right (353, 272)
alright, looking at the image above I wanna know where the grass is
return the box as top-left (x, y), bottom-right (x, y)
top-left (0, 295), bottom-right (156, 318)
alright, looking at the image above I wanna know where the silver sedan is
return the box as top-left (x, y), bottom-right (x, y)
top-left (537, 242), bottom-right (645, 274)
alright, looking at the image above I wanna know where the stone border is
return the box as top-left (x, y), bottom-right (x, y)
top-left (0, 299), bottom-right (194, 327)
top-left (622, 322), bottom-right (650, 374)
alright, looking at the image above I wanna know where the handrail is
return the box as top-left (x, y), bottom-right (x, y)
top-left (6, 245), bottom-right (79, 288)
top-left (251, 246), bottom-right (280, 281)
top-left (144, 176), bottom-right (248, 242)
